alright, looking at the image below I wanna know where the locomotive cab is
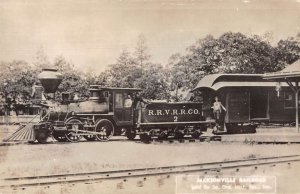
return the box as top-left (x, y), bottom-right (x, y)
top-left (105, 87), bottom-right (142, 126)
top-left (84, 86), bottom-right (142, 130)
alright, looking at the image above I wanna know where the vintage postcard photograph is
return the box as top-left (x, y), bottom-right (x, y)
top-left (0, 0), bottom-right (300, 193)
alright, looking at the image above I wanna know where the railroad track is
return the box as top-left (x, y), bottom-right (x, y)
top-left (1, 155), bottom-right (300, 189)
top-left (2, 135), bottom-right (300, 147)
top-left (0, 136), bottom-right (221, 146)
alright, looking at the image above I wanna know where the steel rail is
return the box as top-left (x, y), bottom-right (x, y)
top-left (0, 137), bottom-right (187, 146)
top-left (2, 135), bottom-right (300, 146)
top-left (1, 155), bottom-right (300, 188)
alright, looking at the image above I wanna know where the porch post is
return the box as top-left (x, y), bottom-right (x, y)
top-left (296, 81), bottom-right (299, 133)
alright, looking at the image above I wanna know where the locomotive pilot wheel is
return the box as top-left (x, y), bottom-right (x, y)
top-left (36, 129), bottom-right (49, 144)
top-left (95, 119), bottom-right (114, 141)
top-left (53, 133), bottom-right (67, 142)
top-left (65, 118), bottom-right (83, 142)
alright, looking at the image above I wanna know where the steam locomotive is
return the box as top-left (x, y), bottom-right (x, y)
top-left (33, 85), bottom-right (211, 143)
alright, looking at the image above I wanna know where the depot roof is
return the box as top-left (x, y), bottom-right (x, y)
top-left (193, 74), bottom-right (288, 91)
top-left (263, 60), bottom-right (300, 82)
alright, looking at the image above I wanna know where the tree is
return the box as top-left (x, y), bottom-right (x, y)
top-left (165, 53), bottom-right (205, 101)
top-left (0, 60), bottom-right (37, 98)
top-left (106, 35), bottom-right (171, 100)
top-left (134, 64), bottom-right (170, 100)
top-left (84, 71), bottom-right (109, 87)
top-left (275, 35), bottom-right (300, 68)
top-left (186, 32), bottom-right (280, 74)
top-left (106, 49), bottom-right (142, 88)
top-left (167, 32), bottom-right (292, 94)
top-left (131, 35), bottom-right (171, 99)
top-left (133, 34), bottom-right (151, 68)
top-left (53, 56), bottom-right (89, 100)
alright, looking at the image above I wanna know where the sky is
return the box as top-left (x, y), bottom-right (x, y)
top-left (0, 0), bottom-right (299, 73)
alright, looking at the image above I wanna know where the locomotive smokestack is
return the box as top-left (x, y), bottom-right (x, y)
top-left (38, 68), bottom-right (63, 93)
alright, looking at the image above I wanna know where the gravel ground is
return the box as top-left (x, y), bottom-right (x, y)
top-left (1, 125), bottom-right (300, 193)
top-left (1, 140), bottom-right (300, 177)
top-left (0, 124), bottom-right (300, 177)
top-left (2, 160), bottom-right (299, 194)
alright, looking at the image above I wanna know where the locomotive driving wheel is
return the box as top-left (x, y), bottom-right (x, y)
top-left (65, 119), bottom-right (83, 142)
top-left (125, 129), bottom-right (136, 140)
top-left (95, 119), bottom-right (114, 141)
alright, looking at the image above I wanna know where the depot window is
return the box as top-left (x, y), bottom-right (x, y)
top-left (284, 91), bottom-right (295, 108)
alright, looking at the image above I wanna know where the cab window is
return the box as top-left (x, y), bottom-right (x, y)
top-left (115, 93), bottom-right (124, 108)
top-left (124, 93), bottom-right (133, 108)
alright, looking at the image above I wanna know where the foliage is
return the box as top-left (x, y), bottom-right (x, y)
top-left (186, 32), bottom-right (280, 74)
top-left (106, 49), bottom-right (142, 88)
top-left (166, 53), bottom-right (204, 92)
top-left (275, 34), bottom-right (300, 67)
top-left (84, 71), bottom-right (109, 87)
top-left (105, 35), bottom-right (169, 99)
top-left (0, 56), bottom-right (90, 103)
top-left (134, 64), bottom-right (170, 100)
top-left (53, 56), bottom-right (89, 100)
top-left (0, 32), bottom-right (299, 104)
top-left (0, 60), bottom-right (37, 99)
top-left (167, 32), bottom-right (300, 96)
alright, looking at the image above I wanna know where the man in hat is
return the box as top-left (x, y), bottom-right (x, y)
top-left (211, 96), bottom-right (226, 131)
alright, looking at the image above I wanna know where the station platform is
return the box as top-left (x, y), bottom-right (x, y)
top-left (202, 126), bottom-right (300, 143)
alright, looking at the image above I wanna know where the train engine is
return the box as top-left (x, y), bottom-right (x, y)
top-left (33, 86), bottom-right (137, 143)
top-left (32, 85), bottom-right (212, 143)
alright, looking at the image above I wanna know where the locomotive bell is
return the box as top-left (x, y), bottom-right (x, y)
top-left (38, 68), bottom-right (63, 93)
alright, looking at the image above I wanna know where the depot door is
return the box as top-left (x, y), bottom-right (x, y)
top-left (250, 89), bottom-right (269, 120)
top-left (227, 91), bottom-right (250, 123)
top-left (114, 92), bottom-right (133, 126)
